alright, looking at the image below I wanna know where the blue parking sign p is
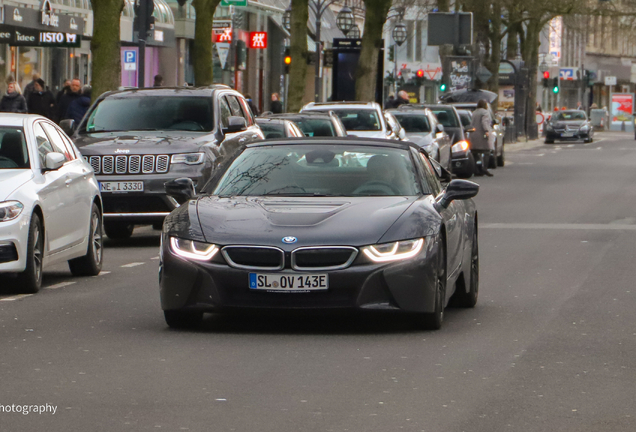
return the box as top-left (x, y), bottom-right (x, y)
top-left (125, 50), bottom-right (136, 63)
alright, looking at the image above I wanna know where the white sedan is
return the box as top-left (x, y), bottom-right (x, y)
top-left (0, 114), bottom-right (103, 293)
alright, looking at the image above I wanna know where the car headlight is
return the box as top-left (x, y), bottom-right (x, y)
top-left (0, 201), bottom-right (24, 222)
top-left (451, 140), bottom-right (469, 153)
top-left (170, 153), bottom-right (205, 165)
top-left (170, 237), bottom-right (218, 261)
top-left (362, 238), bottom-right (424, 263)
top-left (579, 124), bottom-right (589, 131)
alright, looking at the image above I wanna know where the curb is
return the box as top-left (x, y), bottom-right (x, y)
top-left (505, 139), bottom-right (545, 153)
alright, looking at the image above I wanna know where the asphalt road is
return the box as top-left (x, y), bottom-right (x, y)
top-left (2, 132), bottom-right (636, 431)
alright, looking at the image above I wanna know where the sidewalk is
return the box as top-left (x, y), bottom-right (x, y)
top-left (505, 137), bottom-right (545, 153)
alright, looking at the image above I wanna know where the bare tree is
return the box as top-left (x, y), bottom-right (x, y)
top-left (91, 0), bottom-right (125, 101)
top-left (287, 0), bottom-right (310, 112)
top-left (192, 0), bottom-right (223, 86)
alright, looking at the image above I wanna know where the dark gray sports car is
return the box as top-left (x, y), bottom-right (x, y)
top-left (159, 138), bottom-right (480, 330)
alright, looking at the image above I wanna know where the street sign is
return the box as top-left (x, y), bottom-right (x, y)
top-left (605, 76), bottom-right (617, 86)
top-left (216, 43), bottom-right (230, 69)
top-left (476, 66), bottom-right (492, 83)
top-left (248, 32), bottom-right (267, 49)
top-left (559, 68), bottom-right (575, 80)
top-left (427, 13), bottom-right (473, 46)
top-left (123, 49), bottom-right (136, 71)
top-left (220, 0), bottom-right (246, 6)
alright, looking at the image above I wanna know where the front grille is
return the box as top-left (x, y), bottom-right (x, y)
top-left (0, 244), bottom-right (18, 264)
top-left (102, 195), bottom-right (173, 214)
top-left (222, 246), bottom-right (285, 270)
top-left (291, 247), bottom-right (358, 270)
top-left (86, 154), bottom-right (170, 175)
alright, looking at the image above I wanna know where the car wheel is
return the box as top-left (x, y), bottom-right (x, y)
top-left (16, 213), bottom-right (44, 293)
top-left (68, 203), bottom-right (103, 276)
top-left (164, 310), bottom-right (204, 329)
top-left (497, 146), bottom-right (505, 167)
top-left (454, 226), bottom-right (479, 308)
top-left (415, 240), bottom-right (446, 330)
top-left (104, 221), bottom-right (134, 240)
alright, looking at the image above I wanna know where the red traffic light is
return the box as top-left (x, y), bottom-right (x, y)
top-left (416, 69), bottom-right (424, 78)
top-left (543, 71), bottom-right (550, 79)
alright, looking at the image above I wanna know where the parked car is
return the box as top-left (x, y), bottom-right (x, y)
top-left (63, 86), bottom-right (264, 239)
top-left (544, 110), bottom-right (594, 143)
top-left (301, 101), bottom-right (399, 140)
top-left (388, 108), bottom-right (452, 172)
top-left (261, 112), bottom-right (348, 137)
top-left (160, 137), bottom-right (479, 330)
top-left (450, 102), bottom-right (505, 167)
top-left (255, 118), bottom-right (305, 139)
top-left (0, 114), bottom-right (103, 293)
top-left (402, 104), bottom-right (474, 178)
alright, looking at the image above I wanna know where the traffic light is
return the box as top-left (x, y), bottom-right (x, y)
top-left (552, 77), bottom-right (559, 94)
top-left (439, 83), bottom-right (447, 92)
top-left (134, 0), bottom-right (155, 38)
top-left (388, 45), bottom-right (395, 63)
top-left (416, 69), bottom-right (424, 78)
top-left (543, 71), bottom-right (550, 79)
top-left (283, 48), bottom-right (291, 74)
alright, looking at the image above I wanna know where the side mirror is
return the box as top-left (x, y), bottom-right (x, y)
top-left (437, 179), bottom-right (479, 208)
top-left (164, 177), bottom-right (196, 204)
top-left (59, 119), bottom-right (75, 136)
top-left (398, 128), bottom-right (406, 140)
top-left (43, 152), bottom-right (66, 171)
top-left (436, 124), bottom-right (445, 133)
top-left (223, 116), bottom-right (247, 134)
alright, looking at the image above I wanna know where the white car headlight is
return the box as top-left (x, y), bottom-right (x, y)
top-left (0, 201), bottom-right (24, 222)
top-left (451, 140), bottom-right (470, 153)
top-left (170, 237), bottom-right (218, 261)
top-left (171, 153), bottom-right (205, 165)
top-left (579, 124), bottom-right (589, 131)
top-left (362, 238), bottom-right (424, 263)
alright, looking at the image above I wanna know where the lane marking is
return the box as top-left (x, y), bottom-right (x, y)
top-left (0, 294), bottom-right (34, 302)
top-left (150, 257), bottom-right (160, 261)
top-left (121, 262), bottom-right (145, 268)
top-left (482, 223), bottom-right (636, 231)
top-left (47, 281), bottom-right (76, 290)
top-left (100, 271), bottom-right (111, 275)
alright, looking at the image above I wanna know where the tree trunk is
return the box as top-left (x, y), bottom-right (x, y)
top-left (287, 0), bottom-right (309, 112)
top-left (192, 0), bottom-right (221, 86)
top-left (437, 0), bottom-right (450, 12)
top-left (522, 21), bottom-right (541, 139)
top-left (355, 0), bottom-right (391, 101)
top-left (485, 1), bottom-right (502, 98)
top-left (90, 0), bottom-right (124, 102)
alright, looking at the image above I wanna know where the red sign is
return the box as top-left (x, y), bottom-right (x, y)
top-left (610, 93), bottom-right (634, 124)
top-left (213, 28), bottom-right (232, 43)
top-left (249, 32), bottom-right (268, 49)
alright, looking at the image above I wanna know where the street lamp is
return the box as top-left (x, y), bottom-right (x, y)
top-left (348, 24), bottom-right (360, 39)
top-left (282, 4), bottom-right (291, 32)
top-left (391, 22), bottom-right (407, 95)
top-left (336, 6), bottom-right (355, 36)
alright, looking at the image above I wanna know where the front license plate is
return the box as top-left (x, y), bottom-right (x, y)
top-left (99, 181), bottom-right (144, 193)
top-left (249, 273), bottom-right (328, 291)
top-left (561, 132), bottom-right (574, 137)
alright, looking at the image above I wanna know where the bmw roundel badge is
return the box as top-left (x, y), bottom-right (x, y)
top-left (282, 236), bottom-right (298, 244)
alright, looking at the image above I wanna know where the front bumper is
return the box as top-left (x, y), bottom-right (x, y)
top-left (0, 209), bottom-right (31, 273)
top-left (451, 152), bottom-right (473, 176)
top-left (159, 235), bottom-right (439, 314)
top-left (545, 130), bottom-right (591, 140)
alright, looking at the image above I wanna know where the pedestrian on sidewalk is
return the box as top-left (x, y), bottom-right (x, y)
top-left (468, 99), bottom-right (494, 177)
top-left (270, 93), bottom-right (283, 113)
top-left (66, 85), bottom-right (92, 127)
top-left (57, 78), bottom-right (82, 123)
top-left (27, 78), bottom-right (55, 120)
top-left (0, 82), bottom-right (27, 113)
top-left (244, 94), bottom-right (259, 116)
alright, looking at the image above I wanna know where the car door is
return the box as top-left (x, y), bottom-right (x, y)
top-left (416, 150), bottom-right (463, 280)
top-left (238, 97), bottom-right (265, 142)
top-left (429, 113), bottom-right (451, 171)
top-left (226, 94), bottom-right (256, 146)
top-left (216, 95), bottom-right (245, 160)
top-left (42, 122), bottom-right (93, 247)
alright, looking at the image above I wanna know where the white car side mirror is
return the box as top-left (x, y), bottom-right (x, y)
top-left (44, 152), bottom-right (66, 171)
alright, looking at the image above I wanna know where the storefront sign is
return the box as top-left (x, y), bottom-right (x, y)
top-left (0, 25), bottom-right (81, 47)
top-left (41, 0), bottom-right (59, 28)
top-left (214, 28), bottom-right (232, 43)
top-left (248, 32), bottom-right (267, 49)
top-left (12, 9), bottom-right (23, 23)
top-left (220, 0), bottom-right (247, 7)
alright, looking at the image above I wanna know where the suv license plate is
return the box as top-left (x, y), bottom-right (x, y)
top-left (99, 181), bottom-right (144, 193)
top-left (561, 132), bottom-right (574, 137)
top-left (249, 273), bottom-right (328, 291)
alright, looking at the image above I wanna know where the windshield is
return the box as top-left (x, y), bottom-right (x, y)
top-left (430, 109), bottom-right (459, 128)
top-left (257, 122), bottom-right (286, 139)
top-left (333, 110), bottom-right (381, 131)
top-left (209, 145), bottom-right (422, 197)
top-left (458, 113), bottom-right (472, 127)
top-left (556, 111), bottom-right (586, 121)
top-left (294, 118), bottom-right (337, 137)
top-left (83, 96), bottom-right (214, 133)
top-left (393, 114), bottom-right (431, 133)
top-left (0, 128), bottom-right (29, 169)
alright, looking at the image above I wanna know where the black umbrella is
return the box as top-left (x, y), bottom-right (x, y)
top-left (439, 89), bottom-right (498, 103)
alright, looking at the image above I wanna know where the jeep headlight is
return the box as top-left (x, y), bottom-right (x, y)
top-left (0, 201), bottom-right (24, 222)
top-left (362, 238), bottom-right (424, 263)
top-left (171, 153), bottom-right (205, 165)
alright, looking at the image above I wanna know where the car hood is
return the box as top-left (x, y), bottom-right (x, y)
top-left (405, 133), bottom-right (434, 147)
top-left (346, 130), bottom-right (389, 140)
top-left (73, 131), bottom-right (216, 155)
top-left (0, 170), bottom-right (33, 201)
top-left (195, 196), bottom-right (419, 247)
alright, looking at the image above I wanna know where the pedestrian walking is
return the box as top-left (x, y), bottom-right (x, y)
top-left (153, 75), bottom-right (164, 87)
top-left (26, 78), bottom-right (55, 120)
top-left (66, 85), bottom-right (92, 127)
top-left (0, 81), bottom-right (28, 113)
top-left (270, 93), bottom-right (283, 114)
top-left (576, 101), bottom-right (584, 111)
top-left (57, 78), bottom-right (82, 123)
top-left (468, 99), bottom-right (494, 177)
top-left (385, 93), bottom-right (396, 109)
top-left (245, 94), bottom-right (259, 116)
top-left (23, 73), bottom-right (40, 102)
top-left (393, 90), bottom-right (410, 108)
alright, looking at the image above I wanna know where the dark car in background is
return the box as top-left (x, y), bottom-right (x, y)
top-left (388, 108), bottom-right (452, 172)
top-left (255, 118), bottom-right (305, 139)
top-left (261, 112), bottom-right (348, 137)
top-left (66, 86), bottom-right (264, 239)
top-left (544, 110), bottom-right (594, 143)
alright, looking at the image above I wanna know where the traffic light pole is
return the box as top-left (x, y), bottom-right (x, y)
top-left (139, 39), bottom-right (146, 88)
